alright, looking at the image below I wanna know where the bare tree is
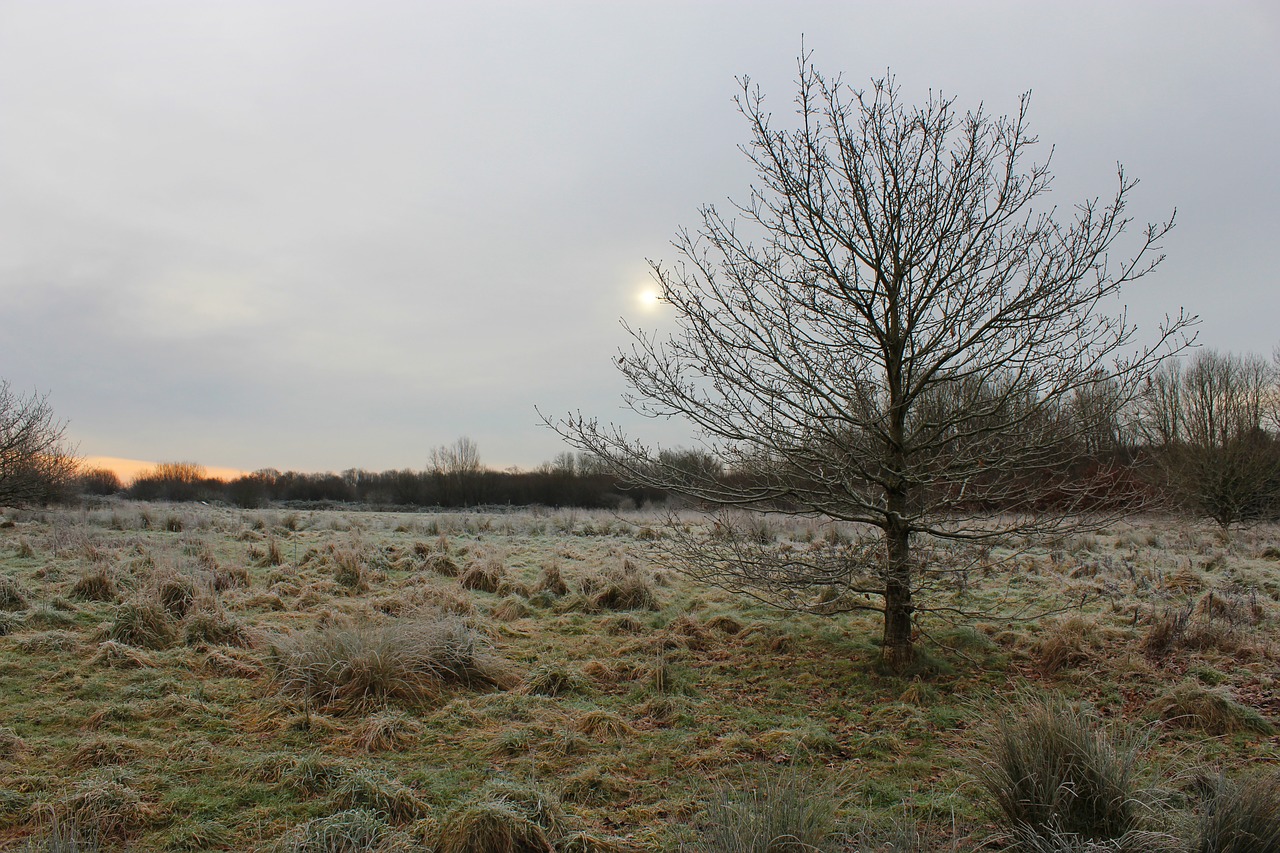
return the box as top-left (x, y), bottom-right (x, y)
top-left (552, 57), bottom-right (1194, 671)
top-left (0, 381), bottom-right (80, 505)
top-left (430, 436), bottom-right (484, 505)
top-left (1138, 349), bottom-right (1280, 527)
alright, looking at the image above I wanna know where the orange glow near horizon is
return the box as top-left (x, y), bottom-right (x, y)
top-left (83, 456), bottom-right (248, 485)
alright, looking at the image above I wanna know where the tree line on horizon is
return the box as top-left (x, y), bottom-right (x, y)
top-left (50, 347), bottom-right (1280, 527)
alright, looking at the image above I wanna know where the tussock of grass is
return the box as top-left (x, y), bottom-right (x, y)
top-left (1192, 771), bottom-right (1280, 853)
top-left (0, 573), bottom-right (29, 610)
top-left (574, 710), bottom-right (634, 740)
top-left (0, 725), bottom-right (28, 759)
top-left (281, 808), bottom-right (391, 853)
top-left (105, 599), bottom-right (175, 649)
top-left (976, 695), bottom-right (1146, 844)
top-left (435, 799), bottom-right (553, 853)
top-left (690, 765), bottom-right (837, 853)
top-left (1145, 682), bottom-right (1274, 735)
top-left (281, 753), bottom-right (347, 795)
top-left (211, 564), bottom-right (250, 590)
top-left (70, 568), bottom-right (117, 602)
top-left (534, 564), bottom-right (569, 597)
top-left (436, 781), bottom-right (567, 853)
top-left (426, 553), bottom-right (461, 577)
top-left (346, 710), bottom-right (422, 753)
top-left (560, 766), bottom-right (628, 806)
top-left (16, 812), bottom-right (101, 853)
top-left (492, 596), bottom-right (532, 621)
top-left (154, 574), bottom-right (196, 619)
top-left (201, 648), bottom-right (261, 679)
top-left (1035, 616), bottom-right (1099, 676)
top-left (330, 768), bottom-right (430, 823)
top-left (60, 776), bottom-right (152, 844)
top-left (69, 737), bottom-right (143, 771)
top-left (523, 663), bottom-right (589, 697)
top-left (460, 557), bottom-right (506, 593)
top-left (590, 560), bottom-right (658, 611)
top-left (269, 614), bottom-right (508, 713)
top-left (24, 602), bottom-right (77, 629)
top-left (183, 604), bottom-right (252, 647)
top-left (88, 640), bottom-right (155, 669)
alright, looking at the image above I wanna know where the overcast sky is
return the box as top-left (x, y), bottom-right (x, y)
top-left (1, 1), bottom-right (1277, 475)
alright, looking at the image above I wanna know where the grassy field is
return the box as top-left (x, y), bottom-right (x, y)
top-left (0, 502), bottom-right (1277, 851)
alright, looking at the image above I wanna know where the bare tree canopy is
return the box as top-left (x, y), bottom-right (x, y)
top-left (553, 56), bottom-right (1194, 671)
top-left (1139, 349), bottom-right (1280, 528)
top-left (0, 381), bottom-right (79, 505)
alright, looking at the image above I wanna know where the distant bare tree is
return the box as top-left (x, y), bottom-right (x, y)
top-left (430, 437), bottom-right (484, 505)
top-left (0, 381), bottom-right (79, 505)
top-left (552, 56), bottom-right (1193, 671)
top-left (1139, 349), bottom-right (1280, 527)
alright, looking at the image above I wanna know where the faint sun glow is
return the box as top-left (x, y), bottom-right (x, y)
top-left (637, 287), bottom-right (662, 312)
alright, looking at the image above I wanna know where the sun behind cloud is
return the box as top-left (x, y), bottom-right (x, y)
top-left (636, 286), bottom-right (663, 312)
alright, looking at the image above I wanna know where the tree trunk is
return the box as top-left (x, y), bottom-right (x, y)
top-left (881, 512), bottom-right (915, 672)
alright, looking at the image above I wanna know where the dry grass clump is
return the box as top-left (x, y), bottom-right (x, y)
top-left (492, 596), bottom-right (532, 621)
top-left (573, 710), bottom-right (634, 741)
top-left (182, 604), bottom-right (252, 648)
top-left (88, 640), bottom-right (155, 669)
top-left (1192, 771), bottom-right (1280, 853)
top-left (69, 737), bottom-right (142, 771)
top-left (435, 781), bottom-right (567, 853)
top-left (330, 768), bottom-right (430, 823)
top-left (346, 710), bottom-right (423, 753)
top-left (332, 548), bottom-right (372, 591)
top-left (533, 564), bottom-right (569, 597)
top-left (589, 560), bottom-right (658, 611)
top-left (1140, 596), bottom-right (1254, 661)
top-left (15, 812), bottom-right (101, 853)
top-left (0, 573), bottom-right (29, 610)
top-left (523, 663), bottom-right (589, 697)
top-left (689, 766), bottom-right (837, 853)
top-left (201, 648), bottom-right (261, 679)
top-left (211, 564), bottom-right (250, 591)
top-left (269, 614), bottom-right (508, 713)
top-left (105, 598), bottom-right (175, 649)
top-left (70, 568), bottom-right (118, 602)
top-left (280, 808), bottom-right (392, 853)
top-left (976, 695), bottom-right (1146, 845)
top-left (59, 775), bottom-right (152, 844)
top-left (0, 725), bottom-right (28, 759)
top-left (560, 767), bottom-right (628, 807)
top-left (1036, 616), bottom-right (1100, 676)
top-left (460, 557), bottom-right (506, 593)
top-left (154, 573), bottom-right (196, 619)
top-left (425, 553), bottom-right (461, 578)
top-left (1144, 682), bottom-right (1274, 735)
